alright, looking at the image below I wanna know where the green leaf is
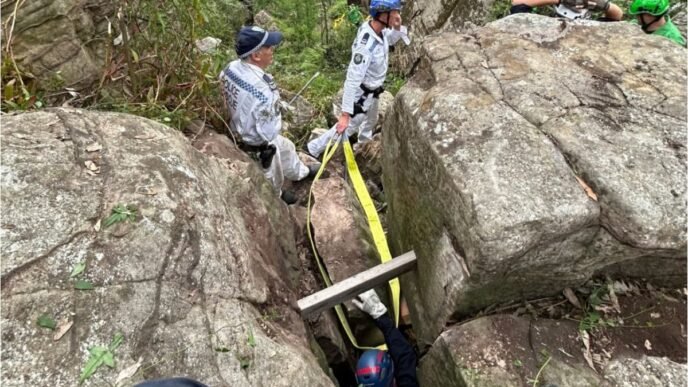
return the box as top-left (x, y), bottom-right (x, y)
top-left (513, 359), bottom-right (523, 367)
top-left (104, 204), bottom-right (138, 228)
top-left (109, 332), bottom-right (124, 350)
top-left (131, 49), bottom-right (140, 63)
top-left (156, 12), bottom-right (167, 34)
top-left (74, 280), bottom-right (94, 290)
top-left (102, 352), bottom-right (115, 368)
top-left (247, 326), bottom-right (256, 348)
top-left (37, 314), bottom-right (56, 330)
top-left (89, 346), bottom-right (108, 356)
top-left (238, 355), bottom-right (251, 369)
top-left (4, 81), bottom-right (14, 101)
top-left (103, 213), bottom-right (120, 228)
top-left (71, 262), bottom-right (86, 278)
top-left (79, 334), bottom-right (123, 384)
top-left (80, 346), bottom-right (109, 384)
top-left (215, 347), bottom-right (230, 353)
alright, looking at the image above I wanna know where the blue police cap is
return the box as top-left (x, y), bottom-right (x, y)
top-left (235, 26), bottom-right (283, 59)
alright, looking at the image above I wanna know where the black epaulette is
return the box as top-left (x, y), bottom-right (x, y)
top-left (360, 33), bottom-right (370, 46)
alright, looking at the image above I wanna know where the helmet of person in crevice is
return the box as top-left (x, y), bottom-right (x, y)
top-left (369, 0), bottom-right (403, 18)
top-left (356, 349), bottom-right (394, 387)
top-left (628, 0), bottom-right (669, 16)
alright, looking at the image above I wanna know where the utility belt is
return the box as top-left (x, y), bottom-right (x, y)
top-left (238, 142), bottom-right (276, 169)
top-left (353, 84), bottom-right (384, 116)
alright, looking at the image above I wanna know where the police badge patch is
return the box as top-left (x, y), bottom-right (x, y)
top-left (353, 53), bottom-right (363, 64)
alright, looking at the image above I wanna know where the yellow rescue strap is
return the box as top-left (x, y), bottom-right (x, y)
top-left (342, 140), bottom-right (401, 327)
top-left (306, 135), bottom-right (401, 350)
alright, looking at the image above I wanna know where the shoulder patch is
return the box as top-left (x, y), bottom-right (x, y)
top-left (353, 53), bottom-right (364, 65)
top-left (360, 33), bottom-right (369, 46)
top-left (263, 74), bottom-right (277, 91)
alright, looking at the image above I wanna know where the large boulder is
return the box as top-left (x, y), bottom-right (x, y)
top-left (1, 0), bottom-right (116, 88)
top-left (392, 0), bottom-right (495, 74)
top-left (418, 315), bottom-right (600, 386)
top-left (404, 0), bottom-right (493, 37)
top-left (603, 356), bottom-right (688, 386)
top-left (418, 314), bottom-right (687, 387)
top-left (0, 109), bottom-right (333, 386)
top-left (383, 14), bottom-right (687, 346)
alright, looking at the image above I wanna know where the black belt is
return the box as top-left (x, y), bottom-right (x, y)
top-left (238, 142), bottom-right (276, 168)
top-left (360, 84), bottom-right (385, 98)
top-left (238, 142), bottom-right (271, 153)
top-left (353, 84), bottom-right (385, 116)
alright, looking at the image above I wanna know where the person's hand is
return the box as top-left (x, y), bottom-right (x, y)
top-left (389, 11), bottom-right (402, 30)
top-left (584, 0), bottom-right (610, 11)
top-left (352, 289), bottom-right (388, 319)
top-left (560, 0), bottom-right (584, 8)
top-left (336, 113), bottom-right (350, 134)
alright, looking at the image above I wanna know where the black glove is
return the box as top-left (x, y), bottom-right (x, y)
top-left (259, 144), bottom-right (277, 169)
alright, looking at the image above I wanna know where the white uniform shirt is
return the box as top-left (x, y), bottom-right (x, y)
top-left (219, 59), bottom-right (282, 146)
top-left (341, 22), bottom-right (409, 115)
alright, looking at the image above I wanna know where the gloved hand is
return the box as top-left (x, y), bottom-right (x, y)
top-left (560, 0), bottom-right (586, 9)
top-left (584, 0), bottom-right (610, 11)
top-left (352, 289), bottom-right (388, 319)
top-left (560, 0), bottom-right (609, 10)
top-left (336, 113), bottom-right (350, 134)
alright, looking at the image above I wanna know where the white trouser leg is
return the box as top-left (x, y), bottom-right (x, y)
top-left (357, 98), bottom-right (379, 143)
top-left (262, 135), bottom-right (309, 193)
top-left (263, 136), bottom-right (308, 194)
top-left (275, 135), bottom-right (309, 182)
top-left (263, 148), bottom-right (283, 194)
top-left (307, 112), bottom-right (368, 157)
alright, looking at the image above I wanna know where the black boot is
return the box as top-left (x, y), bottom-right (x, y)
top-left (304, 164), bottom-right (329, 180)
top-left (280, 190), bottom-right (298, 205)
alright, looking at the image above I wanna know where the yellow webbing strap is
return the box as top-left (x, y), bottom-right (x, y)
top-left (306, 135), bottom-right (400, 350)
top-left (342, 140), bottom-right (401, 327)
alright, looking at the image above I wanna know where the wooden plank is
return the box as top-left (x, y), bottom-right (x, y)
top-left (298, 251), bottom-right (417, 317)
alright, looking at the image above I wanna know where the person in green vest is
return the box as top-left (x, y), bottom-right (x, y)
top-left (629, 0), bottom-right (686, 45)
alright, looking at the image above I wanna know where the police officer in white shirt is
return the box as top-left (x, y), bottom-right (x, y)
top-left (220, 26), bottom-right (319, 204)
top-left (306, 0), bottom-right (410, 158)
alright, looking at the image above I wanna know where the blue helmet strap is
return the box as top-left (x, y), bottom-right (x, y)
top-left (374, 12), bottom-right (390, 29)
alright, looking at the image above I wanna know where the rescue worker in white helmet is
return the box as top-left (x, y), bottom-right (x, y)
top-left (306, 0), bottom-right (411, 158)
top-left (220, 26), bottom-right (320, 205)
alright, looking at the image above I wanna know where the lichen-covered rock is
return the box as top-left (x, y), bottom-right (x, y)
top-left (254, 10), bottom-right (278, 31)
top-left (0, 108), bottom-right (333, 386)
top-left (603, 356), bottom-right (688, 387)
top-left (418, 315), bottom-right (601, 387)
top-left (383, 14), bottom-right (686, 346)
top-left (1, 0), bottom-right (116, 88)
top-left (392, 0), bottom-right (495, 74)
top-left (418, 314), bottom-right (688, 387)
